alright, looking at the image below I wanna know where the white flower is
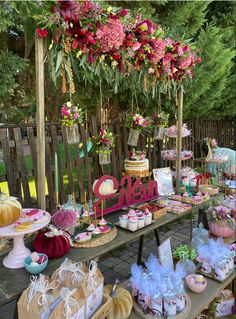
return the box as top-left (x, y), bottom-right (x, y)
top-left (66, 102), bottom-right (72, 107)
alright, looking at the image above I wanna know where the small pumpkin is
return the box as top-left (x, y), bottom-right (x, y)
top-left (0, 195), bottom-right (22, 227)
top-left (104, 283), bottom-right (133, 319)
top-left (34, 225), bottom-right (71, 259)
top-left (52, 208), bottom-right (76, 229)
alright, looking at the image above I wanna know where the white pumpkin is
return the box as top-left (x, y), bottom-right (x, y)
top-left (93, 179), bottom-right (117, 195)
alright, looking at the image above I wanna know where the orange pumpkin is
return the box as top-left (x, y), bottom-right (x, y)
top-left (0, 196), bottom-right (22, 227)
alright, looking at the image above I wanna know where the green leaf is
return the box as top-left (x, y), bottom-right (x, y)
top-left (55, 50), bottom-right (62, 73)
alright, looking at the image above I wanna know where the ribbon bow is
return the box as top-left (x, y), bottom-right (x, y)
top-left (86, 260), bottom-right (97, 292)
top-left (60, 287), bottom-right (79, 319)
top-left (45, 225), bottom-right (65, 237)
top-left (71, 262), bottom-right (85, 285)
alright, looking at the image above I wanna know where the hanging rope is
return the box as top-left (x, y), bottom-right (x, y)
top-left (99, 79), bottom-right (103, 127)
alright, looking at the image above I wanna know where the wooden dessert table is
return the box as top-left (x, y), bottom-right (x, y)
top-left (124, 271), bottom-right (235, 319)
top-left (0, 193), bottom-right (224, 318)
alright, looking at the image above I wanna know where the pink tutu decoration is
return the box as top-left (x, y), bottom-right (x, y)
top-left (209, 222), bottom-right (235, 238)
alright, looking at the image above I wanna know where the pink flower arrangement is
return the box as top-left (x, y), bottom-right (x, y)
top-left (37, 0), bottom-right (201, 91)
top-left (61, 101), bottom-right (84, 126)
top-left (126, 113), bottom-right (152, 131)
top-left (96, 18), bottom-right (125, 52)
top-left (208, 205), bottom-right (235, 229)
top-left (128, 150), bottom-right (146, 161)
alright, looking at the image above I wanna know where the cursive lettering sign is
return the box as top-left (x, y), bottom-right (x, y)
top-left (93, 175), bottom-right (158, 216)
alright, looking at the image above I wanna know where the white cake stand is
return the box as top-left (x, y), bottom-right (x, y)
top-left (0, 209), bottom-right (51, 269)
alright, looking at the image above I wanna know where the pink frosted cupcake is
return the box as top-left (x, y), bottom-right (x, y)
top-left (128, 216), bottom-right (138, 231)
top-left (128, 209), bottom-right (136, 218)
top-left (119, 214), bottom-right (128, 228)
top-left (99, 218), bottom-right (107, 226)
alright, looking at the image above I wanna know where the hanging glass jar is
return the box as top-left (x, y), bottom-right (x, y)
top-left (128, 129), bottom-right (140, 146)
top-left (154, 126), bottom-right (164, 140)
top-left (98, 146), bottom-right (111, 165)
top-left (66, 124), bottom-right (80, 145)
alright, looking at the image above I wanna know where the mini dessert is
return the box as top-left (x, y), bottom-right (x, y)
top-left (31, 252), bottom-right (40, 262)
top-left (99, 218), bottom-right (107, 226)
top-left (128, 216), bottom-right (138, 231)
top-left (127, 209), bottom-right (136, 217)
top-left (92, 227), bottom-right (102, 235)
top-left (137, 216), bottom-right (145, 228)
top-left (87, 223), bottom-right (95, 232)
top-left (24, 209), bottom-right (39, 217)
top-left (38, 255), bottom-right (47, 264)
top-left (119, 215), bottom-right (128, 228)
top-left (32, 211), bottom-right (48, 224)
top-left (99, 225), bottom-right (110, 233)
top-left (135, 210), bottom-right (143, 218)
top-left (144, 209), bottom-right (152, 225)
top-left (183, 192), bottom-right (189, 197)
top-left (74, 232), bottom-right (92, 243)
top-left (196, 191), bottom-right (202, 196)
top-left (82, 210), bottom-right (90, 218)
top-left (14, 220), bottom-right (32, 232)
top-left (172, 194), bottom-right (182, 201)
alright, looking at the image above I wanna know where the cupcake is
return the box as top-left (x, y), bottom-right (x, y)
top-left (87, 223), bottom-right (95, 232)
top-left (92, 227), bottom-right (102, 235)
top-left (196, 191), bottom-right (202, 197)
top-left (99, 218), bottom-right (107, 226)
top-left (183, 192), bottom-right (189, 197)
top-left (128, 209), bottom-right (136, 217)
top-left (144, 210), bottom-right (152, 225)
top-left (128, 216), bottom-right (138, 231)
top-left (137, 216), bottom-right (145, 228)
top-left (119, 214), bottom-right (128, 228)
top-left (135, 210), bottom-right (143, 218)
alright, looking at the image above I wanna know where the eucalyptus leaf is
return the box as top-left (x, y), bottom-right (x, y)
top-left (55, 50), bottom-right (62, 73)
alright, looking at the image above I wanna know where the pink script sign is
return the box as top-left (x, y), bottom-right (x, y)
top-left (93, 175), bottom-right (159, 216)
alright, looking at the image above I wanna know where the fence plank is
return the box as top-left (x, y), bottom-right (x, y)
top-left (73, 142), bottom-right (85, 202)
top-left (62, 126), bottom-right (75, 195)
top-left (80, 125), bottom-right (93, 200)
top-left (50, 125), bottom-right (66, 204)
top-left (13, 128), bottom-right (31, 206)
top-left (91, 116), bottom-right (100, 179)
top-left (27, 127), bottom-right (38, 195)
top-left (45, 137), bottom-right (56, 211)
top-left (0, 129), bottom-right (17, 196)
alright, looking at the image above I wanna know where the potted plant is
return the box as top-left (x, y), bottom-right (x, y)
top-left (207, 205), bottom-right (235, 238)
top-left (126, 113), bottom-right (152, 146)
top-left (93, 128), bottom-right (115, 165)
top-left (152, 111), bottom-right (169, 140)
top-left (61, 102), bottom-right (84, 145)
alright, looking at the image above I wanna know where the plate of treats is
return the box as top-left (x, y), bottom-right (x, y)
top-left (72, 218), bottom-right (117, 248)
top-left (115, 208), bottom-right (153, 232)
top-left (156, 199), bottom-right (192, 215)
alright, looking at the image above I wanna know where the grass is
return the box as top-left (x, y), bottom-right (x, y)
top-left (0, 142), bottom-right (93, 199)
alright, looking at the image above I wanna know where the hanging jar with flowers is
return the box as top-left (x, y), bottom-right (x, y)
top-left (93, 128), bottom-right (115, 165)
top-left (152, 111), bottom-right (169, 140)
top-left (126, 113), bottom-right (151, 147)
top-left (61, 102), bottom-right (84, 145)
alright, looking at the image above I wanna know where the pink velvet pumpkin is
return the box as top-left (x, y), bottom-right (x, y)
top-left (52, 209), bottom-right (77, 229)
top-left (34, 228), bottom-right (71, 259)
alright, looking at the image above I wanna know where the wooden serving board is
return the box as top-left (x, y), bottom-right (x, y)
top-left (115, 221), bottom-right (154, 232)
top-left (132, 294), bottom-right (191, 319)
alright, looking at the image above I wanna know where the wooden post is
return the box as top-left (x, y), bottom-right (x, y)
top-left (176, 85), bottom-right (183, 192)
top-left (35, 35), bottom-right (46, 209)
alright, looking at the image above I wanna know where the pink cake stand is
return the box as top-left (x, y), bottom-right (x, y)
top-left (0, 209), bottom-right (51, 269)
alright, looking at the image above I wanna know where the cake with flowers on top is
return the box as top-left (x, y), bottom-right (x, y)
top-left (124, 150), bottom-right (149, 175)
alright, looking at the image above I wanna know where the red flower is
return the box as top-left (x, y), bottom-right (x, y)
top-left (183, 45), bottom-right (190, 52)
top-left (36, 28), bottom-right (48, 38)
top-left (119, 9), bottom-right (129, 17)
top-left (195, 57), bottom-right (202, 63)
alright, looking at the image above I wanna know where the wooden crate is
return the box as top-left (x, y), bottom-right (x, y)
top-left (91, 295), bottom-right (113, 319)
top-left (152, 207), bottom-right (168, 220)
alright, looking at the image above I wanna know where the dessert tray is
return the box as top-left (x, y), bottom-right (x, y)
top-left (137, 203), bottom-right (168, 220)
top-left (155, 199), bottom-right (192, 215)
top-left (170, 194), bottom-right (209, 206)
top-left (115, 220), bottom-right (154, 232)
top-left (72, 222), bottom-right (117, 248)
top-left (132, 294), bottom-right (191, 319)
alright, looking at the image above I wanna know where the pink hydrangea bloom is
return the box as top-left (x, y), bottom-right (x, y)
top-left (96, 18), bottom-right (125, 52)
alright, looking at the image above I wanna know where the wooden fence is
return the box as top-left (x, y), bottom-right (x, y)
top-left (0, 118), bottom-right (234, 211)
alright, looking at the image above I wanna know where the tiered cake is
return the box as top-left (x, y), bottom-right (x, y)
top-left (124, 150), bottom-right (149, 175)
